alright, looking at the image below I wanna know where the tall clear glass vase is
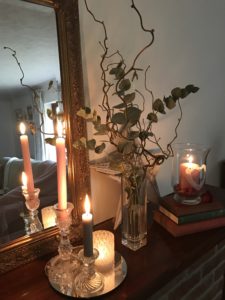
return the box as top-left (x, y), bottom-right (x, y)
top-left (121, 164), bottom-right (148, 251)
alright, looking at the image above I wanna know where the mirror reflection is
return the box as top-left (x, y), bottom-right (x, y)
top-left (0, 0), bottom-right (61, 244)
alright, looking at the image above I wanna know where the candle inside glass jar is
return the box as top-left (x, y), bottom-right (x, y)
top-left (179, 155), bottom-right (201, 196)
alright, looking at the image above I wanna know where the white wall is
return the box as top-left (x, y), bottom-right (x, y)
top-left (79, 0), bottom-right (225, 217)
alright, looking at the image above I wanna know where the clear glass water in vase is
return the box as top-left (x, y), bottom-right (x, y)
top-left (121, 161), bottom-right (148, 251)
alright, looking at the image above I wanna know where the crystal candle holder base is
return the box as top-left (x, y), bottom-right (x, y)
top-left (21, 188), bottom-right (43, 234)
top-left (45, 202), bottom-right (75, 290)
top-left (74, 248), bottom-right (104, 297)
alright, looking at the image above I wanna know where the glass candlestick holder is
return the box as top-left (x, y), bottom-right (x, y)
top-left (45, 202), bottom-right (81, 294)
top-left (74, 248), bottom-right (104, 297)
top-left (21, 187), bottom-right (43, 234)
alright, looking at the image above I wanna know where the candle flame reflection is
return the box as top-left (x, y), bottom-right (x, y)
top-left (19, 122), bottom-right (26, 135)
top-left (21, 171), bottom-right (27, 188)
top-left (84, 194), bottom-right (91, 214)
top-left (57, 121), bottom-right (63, 138)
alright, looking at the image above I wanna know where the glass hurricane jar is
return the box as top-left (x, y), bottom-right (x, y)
top-left (172, 143), bottom-right (210, 205)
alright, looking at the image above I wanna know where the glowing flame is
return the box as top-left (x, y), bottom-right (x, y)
top-left (84, 194), bottom-right (91, 214)
top-left (19, 122), bottom-right (26, 135)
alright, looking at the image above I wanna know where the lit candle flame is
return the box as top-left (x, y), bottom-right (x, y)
top-left (84, 194), bottom-right (91, 214)
top-left (187, 155), bottom-right (194, 169)
top-left (19, 122), bottom-right (26, 135)
top-left (57, 121), bottom-right (63, 138)
top-left (21, 171), bottom-right (27, 188)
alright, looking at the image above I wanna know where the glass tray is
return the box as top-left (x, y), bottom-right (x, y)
top-left (45, 246), bottom-right (127, 298)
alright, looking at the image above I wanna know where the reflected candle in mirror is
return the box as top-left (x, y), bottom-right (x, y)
top-left (21, 171), bottom-right (27, 192)
top-left (56, 121), bottom-right (67, 210)
top-left (19, 122), bottom-right (34, 193)
top-left (179, 155), bottom-right (200, 197)
top-left (41, 206), bottom-right (56, 229)
top-left (82, 195), bottom-right (93, 257)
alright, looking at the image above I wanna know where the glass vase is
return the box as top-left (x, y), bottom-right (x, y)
top-left (121, 163), bottom-right (148, 251)
top-left (172, 143), bottom-right (210, 205)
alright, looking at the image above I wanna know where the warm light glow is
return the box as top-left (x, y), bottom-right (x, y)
top-left (93, 230), bottom-right (115, 273)
top-left (19, 122), bottom-right (26, 135)
top-left (57, 121), bottom-right (63, 138)
top-left (84, 194), bottom-right (91, 214)
top-left (186, 155), bottom-right (194, 169)
top-left (41, 206), bottom-right (56, 229)
top-left (21, 171), bottom-right (27, 188)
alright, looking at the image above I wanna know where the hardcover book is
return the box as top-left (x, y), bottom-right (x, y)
top-left (159, 188), bottom-right (225, 224)
top-left (153, 210), bottom-right (225, 237)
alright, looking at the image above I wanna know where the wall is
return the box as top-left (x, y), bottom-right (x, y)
top-left (79, 0), bottom-right (225, 219)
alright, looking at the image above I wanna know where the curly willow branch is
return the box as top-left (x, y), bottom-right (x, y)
top-left (3, 46), bottom-right (51, 135)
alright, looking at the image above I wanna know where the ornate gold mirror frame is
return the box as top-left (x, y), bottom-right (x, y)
top-left (0, 0), bottom-right (90, 274)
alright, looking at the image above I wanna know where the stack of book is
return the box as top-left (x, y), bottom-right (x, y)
top-left (153, 186), bottom-right (225, 237)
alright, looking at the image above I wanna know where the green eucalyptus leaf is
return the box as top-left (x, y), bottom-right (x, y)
top-left (95, 143), bottom-right (106, 154)
top-left (124, 92), bottom-right (135, 103)
top-left (126, 107), bottom-right (141, 124)
top-left (117, 61), bottom-right (123, 68)
top-left (76, 108), bottom-right (92, 120)
top-left (45, 137), bottom-right (56, 146)
top-left (85, 107), bottom-right (91, 114)
top-left (128, 131), bottom-right (140, 139)
top-left (111, 112), bottom-right (126, 124)
top-left (86, 139), bottom-right (96, 150)
top-left (185, 84), bottom-right (199, 94)
top-left (147, 112), bottom-right (158, 123)
top-left (109, 67), bottom-right (117, 75)
top-left (164, 96), bottom-right (176, 109)
top-left (117, 141), bottom-right (134, 155)
top-left (116, 90), bottom-right (125, 97)
top-left (113, 102), bottom-right (127, 109)
top-left (153, 99), bottom-right (165, 114)
top-left (115, 68), bottom-right (125, 80)
top-left (139, 131), bottom-right (153, 141)
top-left (94, 124), bottom-right (108, 135)
top-left (119, 79), bottom-right (131, 91)
top-left (180, 88), bottom-right (189, 98)
top-left (171, 87), bottom-right (182, 100)
top-left (47, 109), bottom-right (53, 120)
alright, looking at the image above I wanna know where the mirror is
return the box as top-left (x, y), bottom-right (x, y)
top-left (0, 0), bottom-right (90, 274)
top-left (0, 0), bottom-right (62, 245)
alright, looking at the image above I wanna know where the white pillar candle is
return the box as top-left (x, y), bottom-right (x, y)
top-left (93, 230), bottom-right (115, 273)
top-left (19, 122), bottom-right (34, 193)
top-left (82, 195), bottom-right (93, 257)
top-left (56, 121), bottom-right (67, 210)
top-left (41, 206), bottom-right (56, 229)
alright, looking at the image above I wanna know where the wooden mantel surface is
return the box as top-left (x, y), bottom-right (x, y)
top-left (1, 217), bottom-right (225, 300)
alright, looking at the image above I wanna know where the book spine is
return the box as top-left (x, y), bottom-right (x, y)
top-left (159, 205), bottom-right (225, 224)
top-left (154, 210), bottom-right (225, 237)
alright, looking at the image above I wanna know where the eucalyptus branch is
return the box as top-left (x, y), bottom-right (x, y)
top-left (75, 0), bottom-right (199, 176)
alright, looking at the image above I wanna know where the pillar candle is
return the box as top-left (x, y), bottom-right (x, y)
top-left (19, 122), bottom-right (34, 193)
top-left (56, 122), bottom-right (67, 210)
top-left (179, 155), bottom-right (201, 196)
top-left (93, 230), bottom-right (115, 273)
top-left (82, 195), bottom-right (93, 257)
